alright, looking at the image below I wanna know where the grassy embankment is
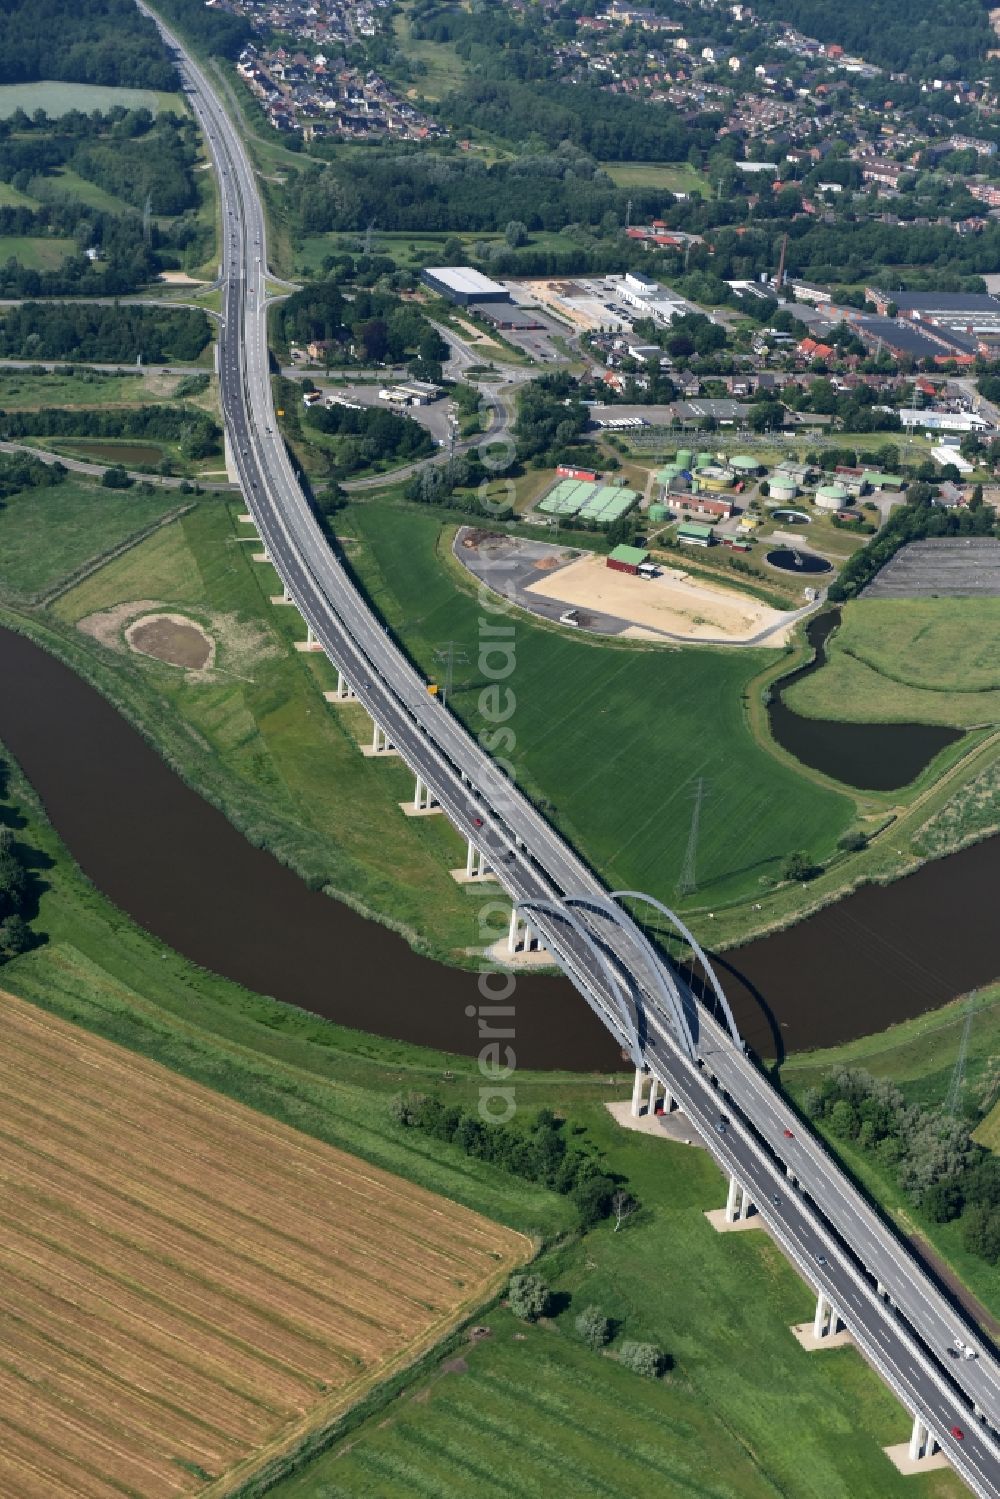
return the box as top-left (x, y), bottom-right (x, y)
top-left (9, 498), bottom-right (492, 961)
top-left (781, 986), bottom-right (1000, 1323)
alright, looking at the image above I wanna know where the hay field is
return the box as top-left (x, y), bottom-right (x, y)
top-left (0, 990), bottom-right (528, 1498)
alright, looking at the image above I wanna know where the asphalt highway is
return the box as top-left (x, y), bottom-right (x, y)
top-left (139, 7), bottom-right (1000, 1489)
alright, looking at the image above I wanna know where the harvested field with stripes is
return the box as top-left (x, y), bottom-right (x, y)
top-left (0, 990), bottom-right (530, 1497)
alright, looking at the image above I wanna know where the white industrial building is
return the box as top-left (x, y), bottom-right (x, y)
top-left (898, 408), bottom-right (993, 433)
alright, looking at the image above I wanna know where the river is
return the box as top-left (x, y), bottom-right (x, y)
top-left (1, 624), bottom-right (996, 1066)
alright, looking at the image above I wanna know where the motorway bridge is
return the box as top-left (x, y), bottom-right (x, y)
top-left (139, 6), bottom-right (1000, 1489)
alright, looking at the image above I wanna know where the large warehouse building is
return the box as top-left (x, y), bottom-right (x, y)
top-left (422, 266), bottom-right (512, 307)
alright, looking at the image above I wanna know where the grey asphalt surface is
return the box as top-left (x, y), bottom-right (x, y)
top-left (142, 4), bottom-right (1000, 1490)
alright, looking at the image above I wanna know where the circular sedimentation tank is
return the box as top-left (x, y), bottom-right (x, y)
top-left (814, 483), bottom-right (849, 511)
top-left (766, 547), bottom-right (833, 575)
top-left (771, 507), bottom-right (810, 524)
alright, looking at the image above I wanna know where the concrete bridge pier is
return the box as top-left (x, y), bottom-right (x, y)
top-left (648, 1075), bottom-right (661, 1114)
top-left (725, 1174), bottom-right (753, 1224)
top-left (908, 1414), bottom-right (938, 1462)
top-left (813, 1291), bottom-right (842, 1341)
top-left (507, 909), bottom-right (541, 954)
top-left (295, 621), bottom-right (322, 653)
top-left (402, 774), bottom-right (441, 817)
top-left (365, 722), bottom-right (397, 757)
top-left (329, 669), bottom-right (357, 702)
top-left (631, 1067), bottom-right (645, 1118)
top-left (466, 840), bottom-right (489, 878)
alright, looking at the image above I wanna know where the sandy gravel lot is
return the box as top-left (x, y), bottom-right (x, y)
top-left (525, 552), bottom-right (793, 644)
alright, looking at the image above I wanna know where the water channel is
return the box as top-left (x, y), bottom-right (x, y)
top-left (766, 611), bottom-right (962, 792)
top-left (1, 624), bottom-right (996, 1067)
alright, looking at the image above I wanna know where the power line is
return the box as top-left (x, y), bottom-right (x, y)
top-left (433, 640), bottom-right (469, 709)
top-left (945, 992), bottom-right (977, 1117)
top-left (677, 776), bottom-right (707, 897)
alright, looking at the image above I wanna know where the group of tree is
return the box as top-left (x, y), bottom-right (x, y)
top-left (803, 1068), bottom-right (1000, 1264)
top-left (829, 484), bottom-right (998, 601)
top-left (304, 400), bottom-right (433, 476)
top-left (0, 821), bottom-right (33, 961)
top-left (435, 79), bottom-right (714, 163)
top-left (0, 303), bottom-right (211, 363)
top-left (275, 279), bottom-right (448, 370)
top-left (151, 0), bottom-right (252, 60)
top-left (0, 447), bottom-right (67, 504)
top-left (391, 1096), bottom-right (638, 1231)
top-left (404, 453), bottom-right (513, 518)
top-left (286, 148), bottom-right (657, 237)
top-left (506, 1278), bottom-right (667, 1375)
top-left (0, 0), bottom-right (178, 91)
top-left (749, 0), bottom-right (993, 75)
top-left (0, 108), bottom-right (201, 217)
top-left (514, 373), bottom-right (590, 465)
top-left (0, 403), bottom-right (220, 459)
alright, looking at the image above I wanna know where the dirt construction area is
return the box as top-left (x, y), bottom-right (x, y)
top-left (125, 611), bottom-right (214, 669)
top-left (0, 990), bottom-right (529, 1498)
top-left (525, 550), bottom-right (795, 644)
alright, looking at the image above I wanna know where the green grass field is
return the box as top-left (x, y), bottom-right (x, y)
top-left (603, 160), bottom-right (709, 196)
top-left (392, 2), bottom-right (470, 100)
top-left (0, 480), bottom-right (179, 599)
top-left (267, 1104), bottom-right (962, 1499)
top-left (0, 368), bottom-right (178, 409)
top-left (339, 504), bottom-right (854, 906)
top-left (0, 234), bottom-right (74, 269)
top-left (43, 501), bottom-right (500, 960)
top-left (785, 599), bottom-right (1000, 727)
top-left (0, 81), bottom-right (185, 117)
top-left (30, 166), bottom-right (137, 216)
top-left (0, 181), bottom-right (39, 208)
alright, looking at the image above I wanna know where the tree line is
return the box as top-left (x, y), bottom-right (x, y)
top-left (828, 486), bottom-right (998, 602)
top-left (0, 303), bottom-right (211, 363)
top-left (0, 0), bottom-right (178, 91)
top-left (804, 1068), bottom-right (1000, 1264)
top-left (287, 149), bottom-right (660, 236)
top-left (0, 446), bottom-right (67, 503)
top-left (392, 1094), bottom-right (639, 1231)
top-left (0, 403), bottom-right (220, 459)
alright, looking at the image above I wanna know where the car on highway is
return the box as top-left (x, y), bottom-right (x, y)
top-left (471, 816), bottom-right (484, 828)
top-left (951, 1426), bottom-right (965, 1441)
top-left (714, 1116), bottom-right (728, 1135)
top-left (815, 1253), bottom-right (827, 1266)
top-left (770, 1194), bottom-right (781, 1206)
top-left (783, 1128), bottom-right (794, 1139)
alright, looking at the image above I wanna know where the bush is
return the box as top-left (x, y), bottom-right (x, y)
top-left (837, 830), bottom-right (868, 852)
top-left (507, 1273), bottom-right (551, 1322)
top-left (783, 849), bottom-right (820, 882)
top-left (575, 1305), bottom-right (612, 1350)
top-left (101, 464), bottom-right (133, 489)
top-left (618, 1340), bottom-right (665, 1377)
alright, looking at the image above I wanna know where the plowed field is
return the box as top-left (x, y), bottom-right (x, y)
top-left (0, 990), bottom-right (529, 1496)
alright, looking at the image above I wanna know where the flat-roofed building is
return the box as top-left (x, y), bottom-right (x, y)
top-left (422, 266), bottom-right (511, 306)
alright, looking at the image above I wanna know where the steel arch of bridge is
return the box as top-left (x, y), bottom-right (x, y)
top-left (611, 890), bottom-right (743, 1048)
top-left (563, 893), bottom-right (696, 1064)
top-left (514, 898), bottom-right (642, 1066)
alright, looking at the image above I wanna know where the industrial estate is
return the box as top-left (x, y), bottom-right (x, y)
top-left (1, 0), bottom-right (1000, 1496)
